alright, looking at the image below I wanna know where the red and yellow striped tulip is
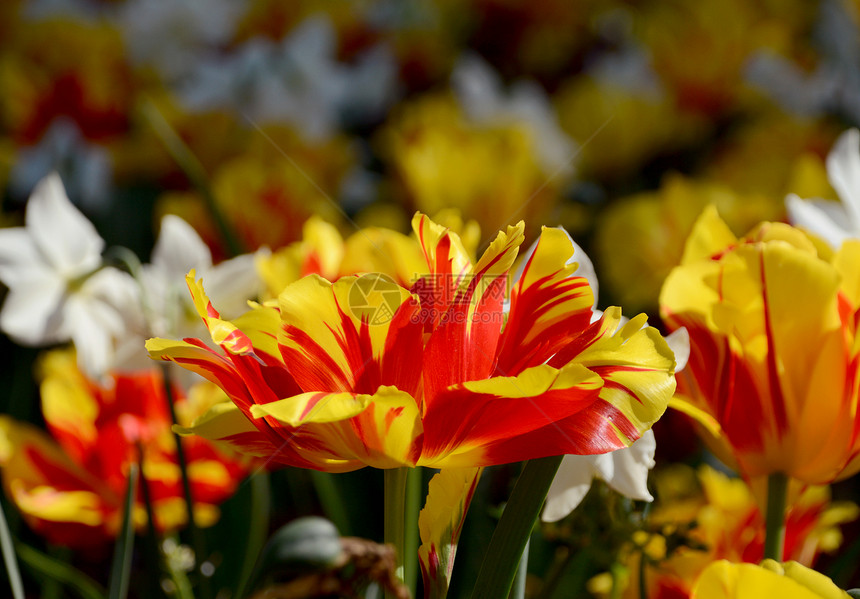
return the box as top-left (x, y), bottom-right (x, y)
top-left (661, 206), bottom-right (860, 484)
top-left (148, 214), bottom-right (677, 471)
top-left (0, 350), bottom-right (249, 548)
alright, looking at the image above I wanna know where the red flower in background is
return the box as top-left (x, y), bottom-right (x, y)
top-left (0, 350), bottom-right (249, 548)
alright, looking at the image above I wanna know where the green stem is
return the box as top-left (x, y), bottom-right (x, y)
top-left (141, 99), bottom-right (243, 257)
top-left (160, 364), bottom-right (210, 599)
top-left (609, 562), bottom-right (625, 599)
top-left (403, 467), bottom-right (421, 595)
top-left (511, 538), bottom-right (529, 599)
top-left (309, 471), bottom-right (351, 537)
top-left (763, 472), bottom-right (788, 561)
top-left (638, 547), bottom-right (648, 599)
top-left (108, 463), bottom-right (138, 599)
top-left (471, 456), bottom-right (563, 599)
top-left (384, 467), bottom-right (410, 598)
top-left (0, 498), bottom-right (24, 599)
top-left (40, 547), bottom-right (70, 599)
top-left (137, 443), bottom-right (169, 599)
top-left (536, 547), bottom-right (591, 599)
top-left (16, 544), bottom-right (105, 599)
top-left (235, 472), bottom-right (271, 599)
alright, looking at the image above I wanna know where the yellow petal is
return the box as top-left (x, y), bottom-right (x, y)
top-left (418, 467), bottom-right (483, 597)
top-left (681, 205), bottom-right (738, 265)
top-left (691, 560), bottom-right (848, 599)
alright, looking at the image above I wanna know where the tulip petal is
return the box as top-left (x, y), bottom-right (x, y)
top-left (690, 560), bottom-right (838, 599)
top-left (0, 416), bottom-right (115, 545)
top-left (421, 362), bottom-right (603, 467)
top-left (496, 226), bottom-right (594, 373)
top-left (418, 467), bottom-right (483, 598)
top-left (422, 221), bottom-right (524, 401)
top-left (277, 274), bottom-right (421, 395)
top-left (251, 386), bottom-right (423, 469)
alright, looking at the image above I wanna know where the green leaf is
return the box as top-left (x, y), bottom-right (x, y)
top-left (108, 463), bottom-right (138, 599)
top-left (470, 456), bottom-right (563, 599)
top-left (234, 472), bottom-right (271, 599)
top-left (16, 544), bottom-right (105, 599)
top-left (0, 497), bottom-right (25, 599)
top-left (309, 470), bottom-right (351, 537)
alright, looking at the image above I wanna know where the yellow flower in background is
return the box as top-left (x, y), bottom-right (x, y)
top-left (639, 0), bottom-right (811, 117)
top-left (601, 465), bottom-right (856, 598)
top-left (703, 111), bottom-right (839, 198)
top-left (593, 175), bottom-right (782, 314)
top-left (661, 207), bottom-right (860, 484)
top-left (554, 76), bottom-right (707, 181)
top-left (380, 94), bottom-right (564, 241)
top-left (691, 560), bottom-right (850, 599)
top-left (111, 90), bottom-right (242, 183)
top-left (0, 350), bottom-right (249, 548)
top-left (156, 125), bottom-right (352, 258)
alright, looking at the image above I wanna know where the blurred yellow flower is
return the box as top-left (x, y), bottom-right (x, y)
top-left (156, 125), bottom-right (352, 257)
top-left (381, 94), bottom-right (564, 241)
top-left (593, 175), bottom-right (782, 313)
top-left (554, 76), bottom-right (706, 181)
top-left (691, 560), bottom-right (850, 599)
top-left (703, 111), bottom-right (839, 198)
top-left (639, 0), bottom-right (811, 117)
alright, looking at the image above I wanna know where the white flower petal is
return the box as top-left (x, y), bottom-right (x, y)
top-left (85, 268), bottom-right (146, 333)
top-left (826, 128), bottom-right (860, 229)
top-left (0, 276), bottom-right (66, 345)
top-left (0, 229), bottom-right (46, 286)
top-left (786, 193), bottom-right (854, 249)
top-left (541, 430), bottom-right (657, 522)
top-left (66, 297), bottom-right (120, 378)
top-left (25, 173), bottom-right (103, 277)
top-left (665, 327), bottom-right (690, 373)
top-left (151, 214), bottom-right (213, 278)
top-left (541, 455), bottom-right (596, 523)
top-left (603, 430), bottom-right (656, 502)
top-left (200, 253), bottom-right (261, 318)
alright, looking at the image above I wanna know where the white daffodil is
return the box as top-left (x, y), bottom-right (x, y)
top-left (746, 0), bottom-right (860, 126)
top-left (0, 173), bottom-right (140, 377)
top-left (786, 128), bottom-right (860, 249)
top-left (140, 215), bottom-right (261, 340)
top-left (785, 129), bottom-right (860, 249)
top-left (521, 228), bottom-right (690, 522)
top-left (179, 16), bottom-right (397, 141)
top-left (118, 0), bottom-right (241, 82)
